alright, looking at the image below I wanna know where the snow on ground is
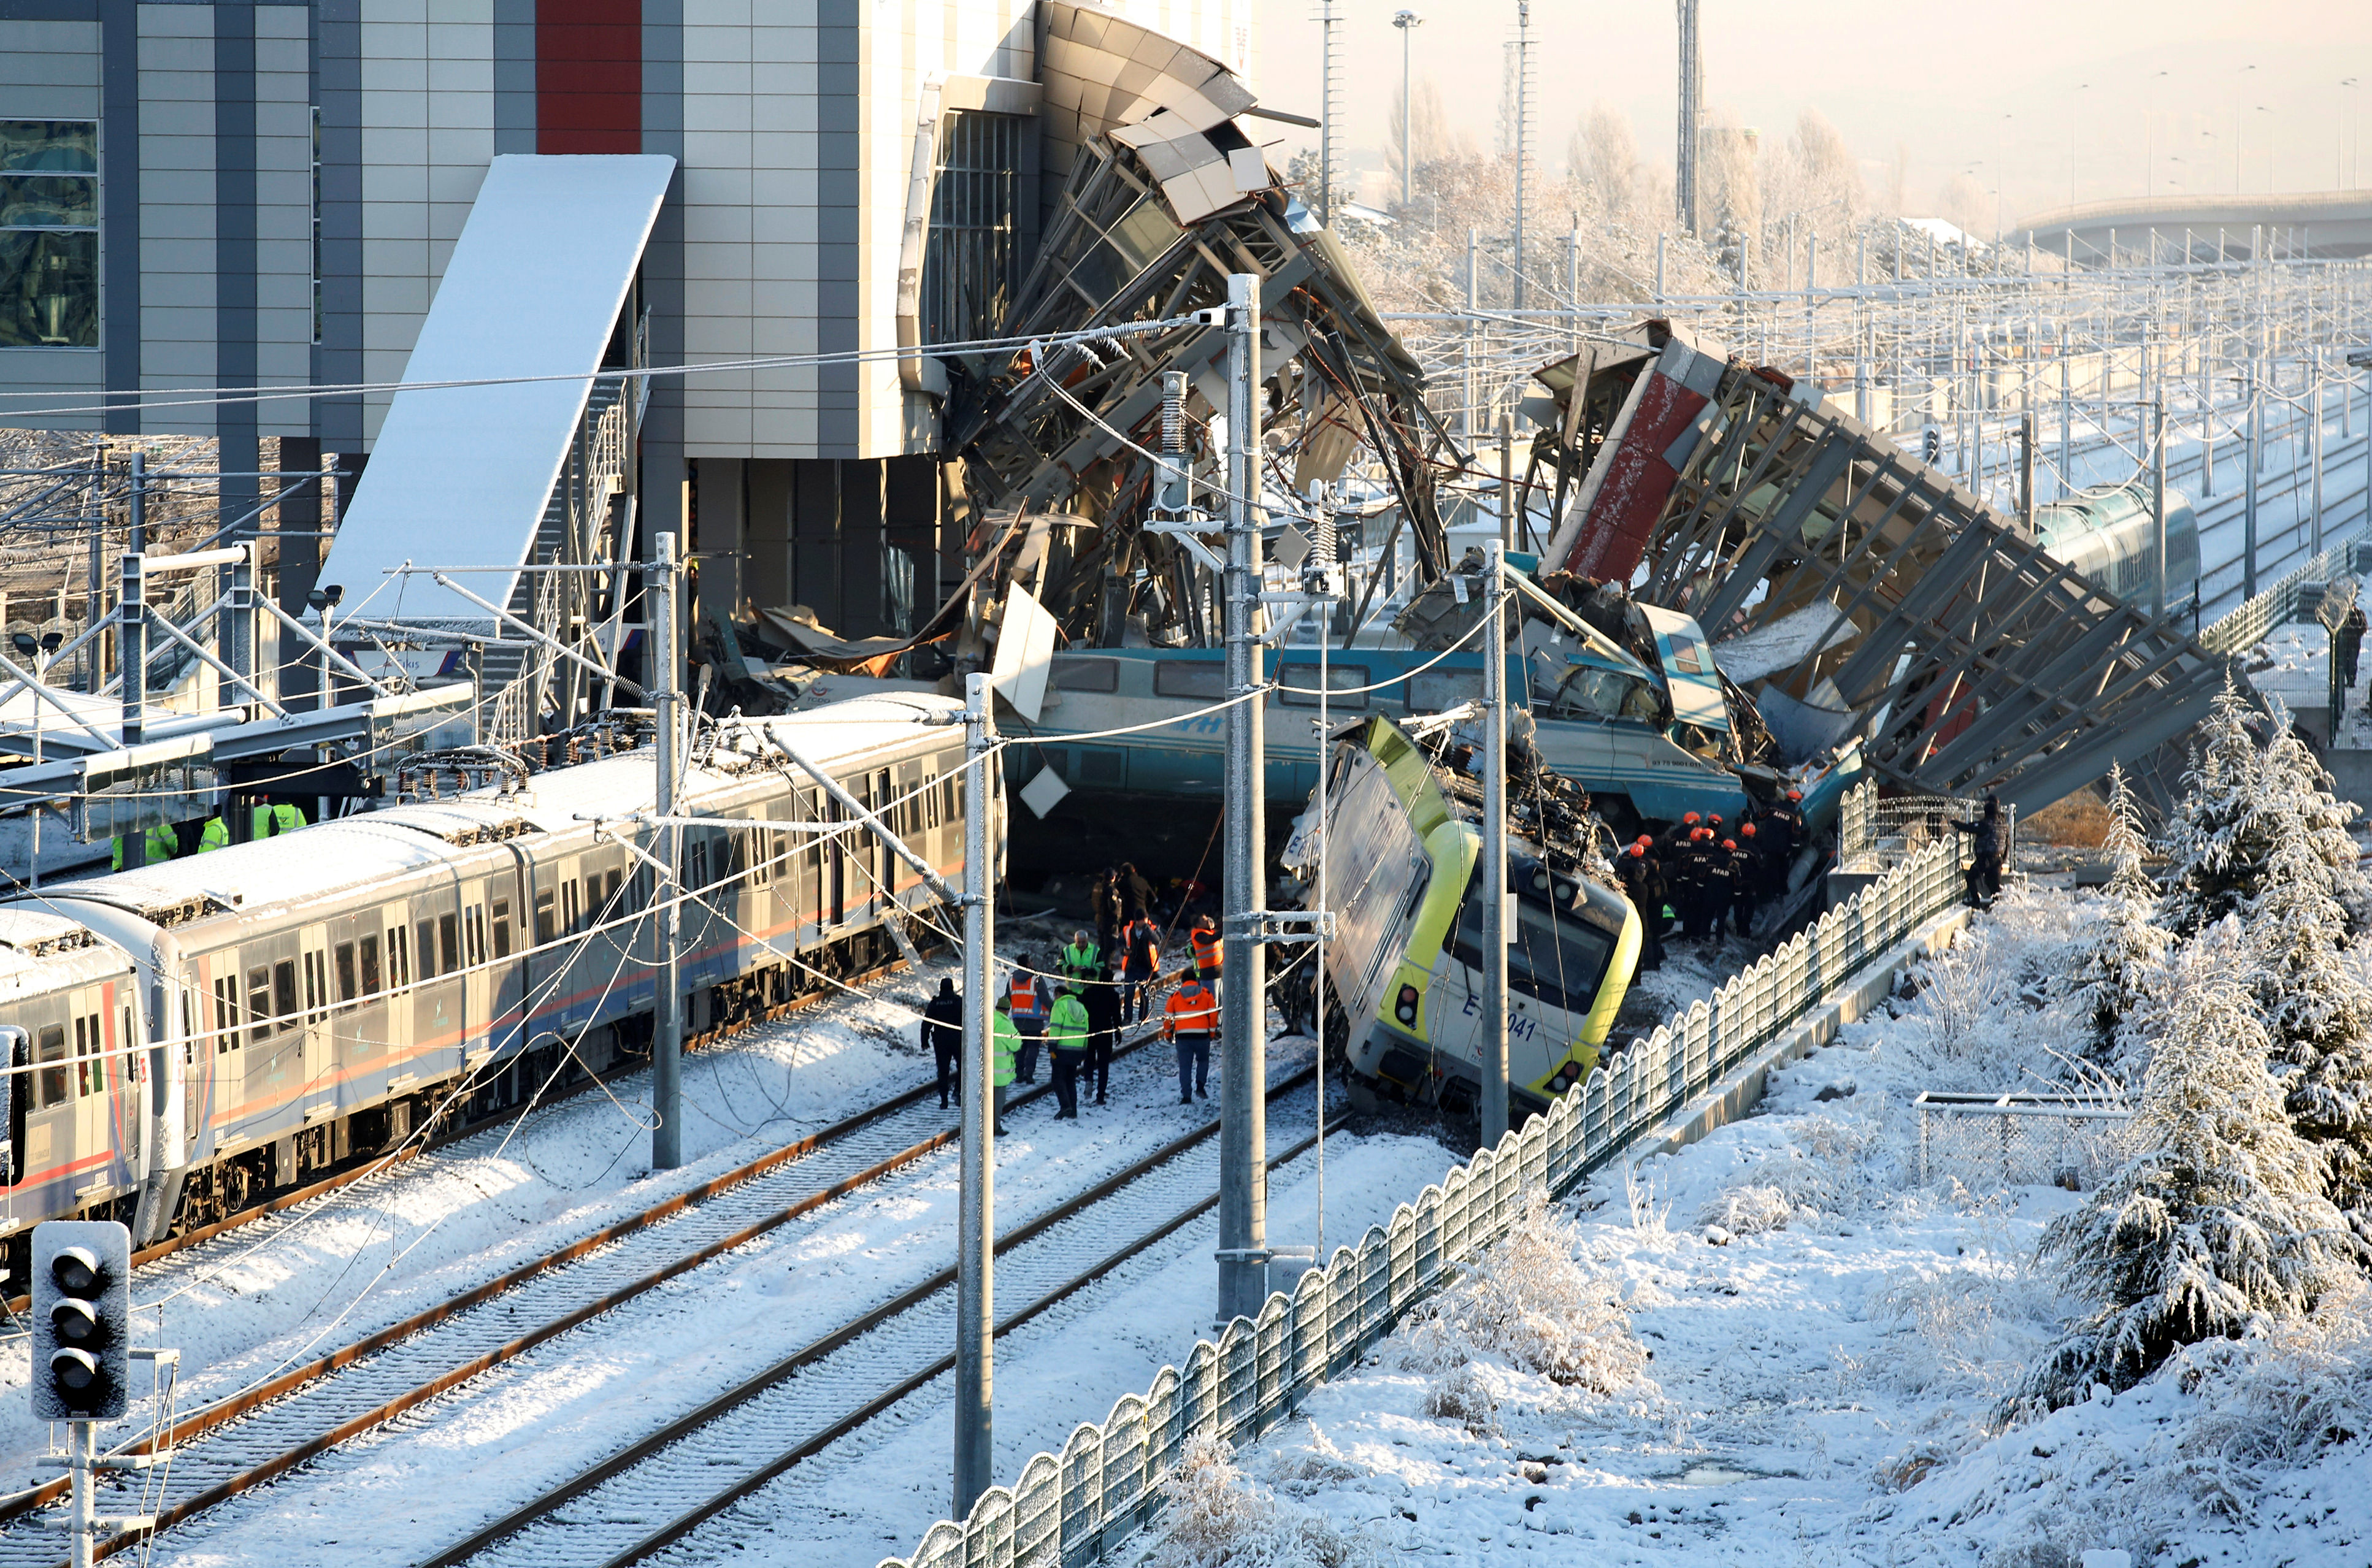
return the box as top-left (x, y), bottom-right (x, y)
top-left (1132, 882), bottom-right (2372, 1568)
top-left (0, 955), bottom-right (963, 1492)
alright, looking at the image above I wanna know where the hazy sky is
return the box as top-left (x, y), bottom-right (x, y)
top-left (1252, 1), bottom-right (2372, 225)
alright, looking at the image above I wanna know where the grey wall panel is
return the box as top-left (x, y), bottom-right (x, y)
top-left (316, 0), bottom-right (363, 448)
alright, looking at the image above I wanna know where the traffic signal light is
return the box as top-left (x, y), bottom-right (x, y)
top-left (32, 1221), bottom-right (130, 1421)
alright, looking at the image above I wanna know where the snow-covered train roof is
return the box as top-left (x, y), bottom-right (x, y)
top-left (7, 694), bottom-right (967, 930)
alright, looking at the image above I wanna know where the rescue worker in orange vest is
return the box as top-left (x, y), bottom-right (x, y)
top-left (1119, 908), bottom-right (1161, 1023)
top-left (1007, 956), bottom-right (1052, 1084)
top-left (1164, 974), bottom-right (1218, 1104)
top-left (1188, 914), bottom-right (1220, 983)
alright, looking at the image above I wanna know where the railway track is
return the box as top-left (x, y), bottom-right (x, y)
top-left (0, 1003), bottom-right (1291, 1568)
top-left (3, 950), bottom-right (927, 1315)
top-left (429, 1086), bottom-right (1324, 1568)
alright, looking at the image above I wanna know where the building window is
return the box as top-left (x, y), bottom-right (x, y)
top-left (921, 110), bottom-right (1023, 346)
top-left (0, 120), bottom-right (98, 349)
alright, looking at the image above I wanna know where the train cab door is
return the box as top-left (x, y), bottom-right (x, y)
top-left (69, 986), bottom-right (115, 1201)
top-left (298, 922), bottom-right (335, 1119)
top-left (827, 792), bottom-right (847, 928)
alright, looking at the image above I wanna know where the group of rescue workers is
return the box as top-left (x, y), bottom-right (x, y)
top-left (1609, 789), bottom-right (1809, 971)
top-left (919, 900), bottom-right (1228, 1133)
top-left (111, 801), bottom-right (308, 869)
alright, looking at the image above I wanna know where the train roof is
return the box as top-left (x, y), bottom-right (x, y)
top-left (7, 694), bottom-right (967, 930)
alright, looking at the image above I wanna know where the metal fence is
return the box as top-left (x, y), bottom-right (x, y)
top-left (1914, 1092), bottom-right (2140, 1191)
top-left (878, 835), bottom-right (1966, 1568)
top-left (2198, 524), bottom-right (2371, 658)
top-left (1838, 785), bottom-right (2013, 873)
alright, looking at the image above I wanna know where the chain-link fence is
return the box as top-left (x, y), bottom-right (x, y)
top-left (2199, 525), bottom-right (2371, 658)
top-left (1914, 1092), bottom-right (2140, 1191)
top-left (879, 837), bottom-right (1965, 1568)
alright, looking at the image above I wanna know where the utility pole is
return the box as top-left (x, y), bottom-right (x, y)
top-left (1317, 0), bottom-right (1337, 227)
top-left (953, 670), bottom-right (996, 1515)
top-left (1217, 272), bottom-right (1269, 1328)
top-left (1675, 0), bottom-right (1701, 235)
top-left (1499, 411), bottom-right (1516, 549)
top-left (1511, 0), bottom-right (1530, 312)
top-left (2311, 350), bottom-right (2325, 559)
top-left (1393, 11), bottom-right (1422, 208)
top-left (650, 527), bottom-right (684, 1170)
top-left (2152, 399), bottom-right (2169, 619)
top-left (1464, 228), bottom-right (1479, 443)
top-left (2244, 359), bottom-right (2261, 600)
top-left (117, 453), bottom-right (147, 870)
top-left (2019, 411), bottom-right (2036, 535)
top-left (1480, 540), bottom-right (1510, 1149)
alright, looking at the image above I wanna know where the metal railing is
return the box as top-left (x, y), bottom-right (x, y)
top-left (1914, 1092), bottom-right (2138, 1190)
top-left (878, 835), bottom-right (1965, 1568)
top-left (1837, 782), bottom-right (2013, 872)
top-left (2198, 524), bottom-right (2372, 657)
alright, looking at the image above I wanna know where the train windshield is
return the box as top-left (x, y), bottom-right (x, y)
top-left (1450, 875), bottom-right (1617, 1016)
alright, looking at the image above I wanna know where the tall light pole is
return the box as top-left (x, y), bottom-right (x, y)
top-left (1675, 0), bottom-right (1702, 236)
top-left (1511, 1), bottom-right (1532, 312)
top-left (1394, 11), bottom-right (1422, 208)
top-left (1318, 0), bottom-right (1338, 226)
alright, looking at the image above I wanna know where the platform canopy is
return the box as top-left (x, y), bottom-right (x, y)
top-left (317, 154), bottom-right (677, 629)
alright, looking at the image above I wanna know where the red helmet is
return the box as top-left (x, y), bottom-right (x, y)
top-left (1636, 834), bottom-right (1653, 847)
top-left (1722, 839), bottom-right (1737, 851)
top-left (1787, 789), bottom-right (1802, 801)
top-left (1708, 813), bottom-right (1724, 827)
top-left (1741, 822), bottom-right (1757, 837)
top-left (1692, 827), bottom-right (1712, 842)
top-left (1683, 811), bottom-right (1700, 825)
top-left (1628, 843), bottom-right (1646, 858)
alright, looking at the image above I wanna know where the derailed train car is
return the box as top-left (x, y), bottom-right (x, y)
top-left (0, 696), bottom-right (994, 1274)
top-left (1298, 714), bottom-right (1641, 1118)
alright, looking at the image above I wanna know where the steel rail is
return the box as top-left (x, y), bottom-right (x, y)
top-left (2, 952), bottom-right (926, 1318)
top-left (3, 979), bottom-right (1210, 1564)
top-left (423, 1100), bottom-right (1324, 1568)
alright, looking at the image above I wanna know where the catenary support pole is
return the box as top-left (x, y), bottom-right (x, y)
top-left (2244, 360), bottom-right (2261, 600)
top-left (2019, 410), bottom-right (2036, 536)
top-left (954, 670), bottom-right (996, 1515)
top-left (651, 529), bottom-right (684, 1171)
top-left (2152, 400), bottom-right (2169, 621)
top-left (1218, 272), bottom-right (1269, 1327)
top-left (1480, 541), bottom-right (1510, 1149)
top-left (2311, 351), bottom-right (2325, 559)
top-left (118, 453), bottom-right (148, 868)
top-left (1499, 411), bottom-right (1514, 549)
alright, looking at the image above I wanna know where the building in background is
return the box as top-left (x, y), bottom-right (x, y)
top-left (0, 0), bottom-right (1258, 650)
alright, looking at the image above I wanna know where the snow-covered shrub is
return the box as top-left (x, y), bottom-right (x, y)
top-left (1903, 926), bottom-right (2012, 1068)
top-left (2158, 676), bottom-right (2273, 937)
top-left (2011, 922), bottom-right (2363, 1415)
top-left (1405, 1194), bottom-right (1652, 1396)
top-left (1418, 1361), bottom-right (1500, 1433)
top-left (1261, 1423), bottom-right (1364, 1497)
top-left (1698, 1183), bottom-right (1794, 1236)
top-left (1146, 1434), bottom-right (1376, 1568)
top-left (2163, 1281), bottom-right (2372, 1510)
top-left (2068, 765), bottom-right (2173, 1073)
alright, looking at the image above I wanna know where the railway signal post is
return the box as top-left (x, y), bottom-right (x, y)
top-left (955, 671), bottom-right (996, 1514)
top-left (1218, 271), bottom-right (1269, 1328)
top-left (1480, 541), bottom-right (1510, 1149)
top-left (650, 529), bottom-right (685, 1171)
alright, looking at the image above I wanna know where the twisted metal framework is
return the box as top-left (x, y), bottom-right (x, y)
top-left (943, 135), bottom-right (1454, 643)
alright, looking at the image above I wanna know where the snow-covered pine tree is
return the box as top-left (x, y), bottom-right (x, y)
top-left (2249, 744), bottom-right (2372, 1242)
top-left (2013, 920), bottom-right (2362, 1413)
top-left (2070, 763), bottom-right (2173, 1074)
top-left (2255, 700), bottom-right (2372, 930)
top-left (2157, 674), bottom-right (2273, 938)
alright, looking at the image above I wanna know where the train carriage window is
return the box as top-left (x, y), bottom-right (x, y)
top-left (388, 927), bottom-right (409, 990)
top-left (439, 913), bottom-right (459, 976)
top-left (274, 960), bottom-right (299, 1031)
top-left (1154, 662), bottom-right (1227, 700)
top-left (562, 881), bottom-right (580, 936)
top-left (940, 775), bottom-right (956, 825)
top-left (415, 921), bottom-right (437, 980)
top-left (603, 867), bottom-right (624, 911)
top-left (686, 836), bottom-right (710, 892)
top-left (74, 1014), bottom-right (93, 1097)
top-left (247, 966), bottom-right (272, 1045)
top-left (1053, 658), bottom-right (1119, 692)
top-left (491, 900), bottom-right (512, 959)
top-left (303, 952), bottom-right (326, 1025)
top-left (335, 943), bottom-right (358, 1008)
top-left (1407, 670), bottom-right (1486, 714)
top-left (724, 828), bottom-right (748, 886)
top-left (35, 1023), bottom-right (66, 1107)
top-left (534, 890), bottom-right (555, 946)
top-left (213, 977), bottom-right (240, 1052)
top-left (360, 934), bottom-right (382, 996)
top-left (464, 905), bottom-right (484, 966)
top-left (1276, 662), bottom-right (1370, 709)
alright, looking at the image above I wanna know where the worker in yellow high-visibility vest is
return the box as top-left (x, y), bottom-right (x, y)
top-left (110, 822), bottom-right (180, 870)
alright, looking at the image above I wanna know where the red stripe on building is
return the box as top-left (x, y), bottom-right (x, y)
top-left (538, 0), bottom-right (642, 154)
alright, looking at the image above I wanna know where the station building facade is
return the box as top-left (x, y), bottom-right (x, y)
top-left (0, 0), bottom-right (1259, 639)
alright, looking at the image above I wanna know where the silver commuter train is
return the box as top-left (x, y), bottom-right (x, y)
top-left (0, 695), bottom-right (994, 1271)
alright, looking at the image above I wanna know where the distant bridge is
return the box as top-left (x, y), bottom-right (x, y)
top-left (2014, 191), bottom-right (2372, 262)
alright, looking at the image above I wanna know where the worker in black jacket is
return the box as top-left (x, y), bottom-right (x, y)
top-left (1618, 843), bottom-right (1665, 969)
top-left (1697, 830), bottom-right (1737, 939)
top-left (1082, 965), bottom-right (1123, 1106)
top-left (1951, 795), bottom-right (2006, 908)
top-left (924, 977), bottom-right (964, 1109)
top-left (1724, 835), bottom-right (1759, 937)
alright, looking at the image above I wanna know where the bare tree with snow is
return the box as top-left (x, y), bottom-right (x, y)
top-left (2013, 921), bottom-right (2361, 1414)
